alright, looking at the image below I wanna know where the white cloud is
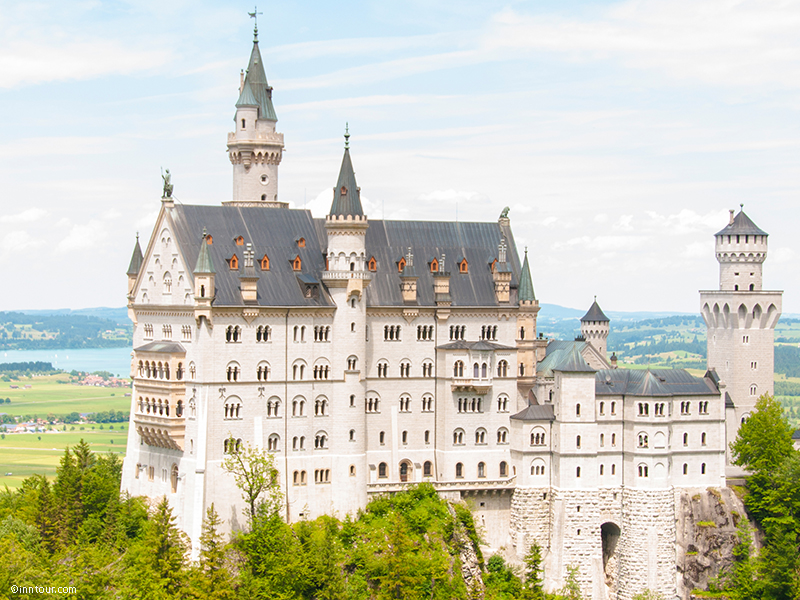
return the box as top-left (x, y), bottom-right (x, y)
top-left (614, 215), bottom-right (634, 231)
top-left (1, 230), bottom-right (43, 254)
top-left (0, 137), bottom-right (117, 159)
top-left (56, 220), bottom-right (108, 253)
top-left (0, 208), bottom-right (47, 224)
top-left (772, 247), bottom-right (796, 263)
top-left (643, 208), bottom-right (730, 235)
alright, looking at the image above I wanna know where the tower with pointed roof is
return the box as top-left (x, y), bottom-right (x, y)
top-left (700, 207), bottom-right (782, 469)
top-left (226, 24), bottom-right (285, 207)
top-left (580, 299), bottom-right (610, 359)
top-left (126, 234), bottom-right (144, 297)
top-left (515, 247), bottom-right (545, 402)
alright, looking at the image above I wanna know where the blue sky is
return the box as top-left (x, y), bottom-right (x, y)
top-left (0, 0), bottom-right (798, 314)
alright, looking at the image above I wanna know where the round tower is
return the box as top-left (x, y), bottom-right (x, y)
top-left (225, 26), bottom-right (286, 207)
top-left (580, 298), bottom-right (610, 359)
top-left (715, 206), bottom-right (769, 292)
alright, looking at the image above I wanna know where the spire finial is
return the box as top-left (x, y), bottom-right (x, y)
top-left (249, 6), bottom-right (262, 42)
top-left (594, 295), bottom-right (597, 302)
top-left (344, 123), bottom-right (350, 149)
top-left (740, 203), bottom-right (744, 210)
top-left (524, 246), bottom-right (528, 256)
top-left (202, 227), bottom-right (207, 239)
top-left (136, 231), bottom-right (139, 241)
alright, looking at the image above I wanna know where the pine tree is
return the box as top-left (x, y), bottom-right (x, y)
top-left (522, 542), bottom-right (544, 599)
top-left (185, 504), bottom-right (237, 600)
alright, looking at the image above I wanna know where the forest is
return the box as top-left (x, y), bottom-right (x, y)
top-left (0, 312), bottom-right (131, 350)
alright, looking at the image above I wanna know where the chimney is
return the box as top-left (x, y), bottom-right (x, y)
top-left (239, 69), bottom-right (245, 94)
top-left (729, 209), bottom-right (735, 225)
top-left (240, 242), bottom-right (259, 303)
top-left (433, 252), bottom-right (451, 305)
top-left (610, 352), bottom-right (618, 369)
top-left (399, 247), bottom-right (418, 303)
top-left (493, 238), bottom-right (512, 303)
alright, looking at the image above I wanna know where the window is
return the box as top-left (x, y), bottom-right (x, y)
top-left (750, 384), bottom-right (758, 396)
top-left (350, 465), bottom-right (356, 476)
top-left (347, 356), bottom-right (358, 370)
top-left (260, 254), bottom-right (270, 270)
top-left (314, 326), bottom-right (331, 342)
top-left (497, 360), bottom-right (508, 377)
top-left (638, 465), bottom-right (649, 477)
top-left (453, 429), bottom-right (465, 445)
top-left (314, 398), bottom-right (328, 416)
top-left (424, 430), bottom-right (430, 444)
top-left (292, 399), bottom-right (306, 417)
top-left (576, 466), bottom-right (581, 478)
top-left (599, 401), bottom-right (605, 415)
top-left (611, 464), bottom-right (616, 475)
top-left (611, 433), bottom-right (616, 447)
top-left (449, 325), bottom-right (466, 341)
top-left (313, 365), bottom-right (330, 380)
top-left (226, 363), bottom-right (240, 382)
top-left (683, 463), bottom-right (688, 475)
top-left (397, 257), bottom-right (406, 272)
top-left (576, 404), bottom-right (581, 417)
top-left (497, 395), bottom-right (509, 412)
top-left (296, 237), bottom-right (306, 248)
top-left (228, 254), bottom-right (239, 270)
top-left (742, 335), bottom-right (750, 344)
top-left (292, 436), bottom-right (305, 450)
top-left (611, 401), bottom-right (616, 415)
top-left (701, 432), bottom-right (707, 446)
top-left (422, 395), bottom-right (433, 412)
top-left (400, 361), bottom-right (411, 377)
top-left (399, 395), bottom-right (411, 412)
top-left (224, 398), bottom-right (242, 419)
top-left (457, 397), bottom-right (482, 413)
top-left (267, 434), bottom-right (280, 452)
top-left (683, 432), bottom-right (688, 446)
top-left (417, 325), bottom-right (434, 341)
top-left (477, 462), bottom-right (486, 478)
top-left (402, 430), bottom-right (408, 445)
top-left (257, 362), bottom-right (270, 381)
top-left (377, 362), bottom-right (388, 378)
top-left (475, 429), bottom-right (487, 445)
top-left (366, 396), bottom-right (380, 413)
top-left (225, 325), bottom-right (242, 343)
top-left (292, 362), bottom-right (306, 380)
top-left (497, 428), bottom-right (508, 444)
top-left (500, 461), bottom-right (507, 477)
top-left (654, 403), bottom-right (665, 416)
top-left (424, 461), bottom-right (432, 477)
top-left (368, 256), bottom-right (377, 271)
top-left (600, 433), bottom-right (604, 447)
top-left (223, 438), bottom-right (242, 454)
top-left (453, 360), bottom-right (464, 378)
top-left (384, 325), bottom-right (402, 341)
top-left (480, 325), bottom-right (498, 341)
top-left (531, 430), bottom-right (546, 446)
top-left (701, 463), bottom-right (706, 475)
top-left (681, 401), bottom-right (690, 415)
top-left (181, 325), bottom-right (192, 340)
top-left (422, 361), bottom-right (433, 377)
top-left (458, 258), bottom-right (468, 273)
top-left (314, 469), bottom-right (330, 484)
top-left (600, 464), bottom-right (604, 475)
top-left (378, 463), bottom-right (387, 478)
top-left (638, 433), bottom-right (648, 448)
top-left (292, 256), bottom-right (302, 271)
top-left (379, 431), bottom-right (385, 445)
top-left (314, 432), bottom-right (328, 449)
top-left (699, 401), bottom-right (709, 414)
top-left (455, 463), bottom-right (463, 478)
top-left (429, 257), bottom-right (439, 272)
top-left (576, 435), bottom-right (581, 449)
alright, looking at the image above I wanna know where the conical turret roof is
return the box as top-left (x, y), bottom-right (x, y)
top-left (715, 208), bottom-right (768, 237)
top-left (518, 249), bottom-right (536, 302)
top-left (236, 80), bottom-right (259, 108)
top-left (581, 300), bottom-right (609, 322)
top-left (194, 232), bottom-right (215, 274)
top-left (126, 235), bottom-right (144, 276)
top-left (329, 145), bottom-right (363, 217)
top-left (241, 38), bottom-right (277, 121)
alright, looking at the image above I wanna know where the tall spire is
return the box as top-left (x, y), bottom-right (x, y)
top-left (126, 233), bottom-right (144, 276)
top-left (194, 229), bottom-right (216, 274)
top-left (239, 28), bottom-right (277, 121)
top-left (329, 127), bottom-right (363, 217)
top-left (518, 247), bottom-right (536, 302)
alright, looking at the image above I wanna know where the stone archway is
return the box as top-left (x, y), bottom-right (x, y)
top-left (601, 522), bottom-right (621, 598)
top-left (399, 460), bottom-right (413, 483)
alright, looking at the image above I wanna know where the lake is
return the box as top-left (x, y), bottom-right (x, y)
top-left (0, 347), bottom-right (132, 378)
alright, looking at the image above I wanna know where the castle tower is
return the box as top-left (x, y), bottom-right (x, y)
top-left (320, 129), bottom-right (371, 512)
top-left (700, 208), bottom-right (782, 459)
top-left (225, 25), bottom-right (285, 207)
top-left (126, 233), bottom-right (144, 298)
top-left (580, 299), bottom-right (610, 359)
top-left (516, 248), bottom-right (544, 403)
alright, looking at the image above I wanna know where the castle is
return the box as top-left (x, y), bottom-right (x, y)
top-left (121, 30), bottom-right (782, 600)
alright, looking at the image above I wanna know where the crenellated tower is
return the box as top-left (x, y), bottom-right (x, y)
top-left (580, 299), bottom-right (610, 359)
top-left (225, 25), bottom-right (285, 207)
top-left (700, 207), bottom-right (782, 466)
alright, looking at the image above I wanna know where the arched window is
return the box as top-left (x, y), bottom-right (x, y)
top-left (638, 464), bottom-right (649, 477)
top-left (454, 360), bottom-right (464, 378)
top-left (499, 461), bottom-right (507, 477)
top-left (576, 466), bottom-right (581, 478)
top-left (475, 428), bottom-right (486, 445)
top-left (260, 254), bottom-right (270, 270)
top-left (638, 433), bottom-right (648, 448)
top-left (267, 434), bottom-right (280, 452)
top-left (497, 428), bottom-right (508, 444)
top-left (576, 404), bottom-right (581, 417)
top-left (576, 435), bottom-right (581, 448)
top-left (497, 360), bottom-right (508, 377)
top-left (701, 432), bottom-right (707, 446)
top-left (701, 463), bottom-right (706, 474)
top-left (459, 258), bottom-right (468, 273)
top-left (453, 429), bottom-right (465, 445)
top-left (423, 461), bottom-right (432, 477)
top-left (683, 432), bottom-right (688, 446)
top-left (455, 463), bottom-right (463, 478)
top-left (683, 463), bottom-right (688, 475)
top-left (473, 363), bottom-right (480, 378)
top-left (171, 464), bottom-right (179, 493)
top-left (314, 432), bottom-right (328, 449)
top-left (349, 429), bottom-right (355, 441)
top-left (477, 462), bottom-right (486, 478)
top-left (378, 462), bottom-right (387, 478)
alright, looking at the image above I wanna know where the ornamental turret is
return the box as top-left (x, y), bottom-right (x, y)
top-left (225, 25), bottom-right (285, 207)
top-left (580, 298), bottom-right (610, 358)
top-left (714, 206), bottom-right (769, 292)
top-left (126, 233), bottom-right (144, 298)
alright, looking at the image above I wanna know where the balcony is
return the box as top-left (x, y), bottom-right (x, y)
top-left (367, 476), bottom-right (516, 496)
top-left (451, 377), bottom-right (493, 394)
top-left (321, 270), bottom-right (372, 281)
top-left (134, 413), bottom-right (185, 451)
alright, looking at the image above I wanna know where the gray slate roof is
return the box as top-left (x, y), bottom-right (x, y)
top-left (329, 148), bottom-right (363, 217)
top-left (537, 341), bottom-right (596, 375)
top-left (169, 205), bottom-right (523, 308)
top-left (127, 236), bottom-right (144, 276)
top-left (581, 300), bottom-right (609, 322)
top-left (241, 40), bottom-right (277, 121)
top-left (554, 345), bottom-right (595, 373)
top-left (511, 404), bottom-right (555, 421)
top-left (715, 209), bottom-right (767, 237)
top-left (594, 369), bottom-right (719, 396)
top-left (437, 340), bottom-right (516, 351)
top-left (135, 341), bottom-right (186, 354)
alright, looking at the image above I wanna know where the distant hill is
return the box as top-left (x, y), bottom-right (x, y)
top-left (0, 311), bottom-right (131, 350)
top-left (13, 307), bottom-right (130, 326)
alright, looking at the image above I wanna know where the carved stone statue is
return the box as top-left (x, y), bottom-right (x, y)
top-left (161, 168), bottom-right (174, 198)
top-left (500, 206), bottom-right (510, 219)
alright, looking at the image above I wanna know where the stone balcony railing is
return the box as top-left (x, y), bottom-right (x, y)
top-left (134, 413), bottom-right (185, 452)
top-left (321, 270), bottom-right (373, 281)
top-left (451, 377), bottom-right (493, 394)
top-left (367, 476), bottom-right (516, 495)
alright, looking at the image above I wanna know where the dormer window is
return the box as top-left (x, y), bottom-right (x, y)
top-left (368, 256), bottom-right (377, 272)
top-left (489, 258), bottom-right (498, 273)
top-left (228, 254), bottom-right (239, 270)
top-left (260, 254), bottom-right (270, 271)
top-left (397, 257), bottom-right (406, 273)
top-left (292, 255), bottom-right (302, 271)
top-left (206, 235), bottom-right (213, 245)
top-left (296, 237), bottom-right (306, 248)
top-left (430, 258), bottom-right (439, 273)
top-left (234, 236), bottom-right (244, 246)
top-left (340, 185), bottom-right (347, 195)
top-left (459, 258), bottom-right (468, 274)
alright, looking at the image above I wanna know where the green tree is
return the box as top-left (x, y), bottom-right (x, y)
top-left (221, 440), bottom-right (282, 523)
top-left (185, 504), bottom-right (236, 600)
top-left (732, 394), bottom-right (794, 472)
top-left (558, 565), bottom-right (582, 600)
top-left (522, 542), bottom-right (544, 599)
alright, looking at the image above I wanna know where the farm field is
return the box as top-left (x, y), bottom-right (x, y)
top-left (0, 429), bottom-right (128, 489)
top-left (0, 373), bottom-right (130, 417)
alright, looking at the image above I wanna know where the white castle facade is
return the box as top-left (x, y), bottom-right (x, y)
top-left (121, 31), bottom-right (782, 600)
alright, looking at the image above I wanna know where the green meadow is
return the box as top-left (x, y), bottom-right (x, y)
top-left (0, 373), bottom-right (131, 417)
top-left (0, 373), bottom-right (131, 488)
top-left (0, 430), bottom-right (128, 489)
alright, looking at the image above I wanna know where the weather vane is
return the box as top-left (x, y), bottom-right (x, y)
top-left (248, 6), bottom-right (263, 39)
top-left (344, 122), bottom-right (350, 149)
